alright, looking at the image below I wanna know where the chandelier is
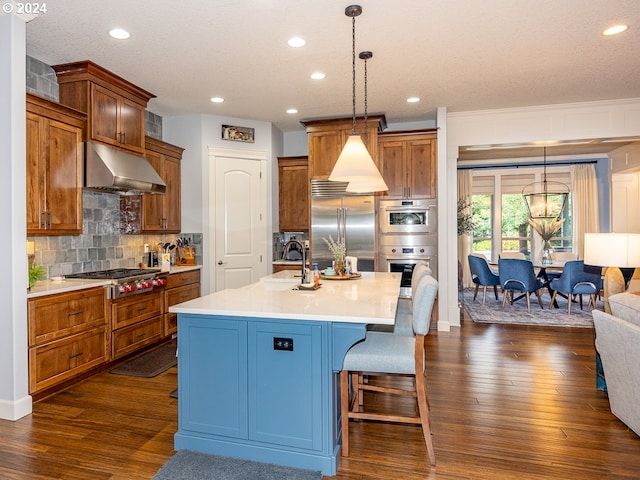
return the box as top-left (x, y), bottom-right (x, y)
top-left (328, 4), bottom-right (388, 193)
top-left (522, 146), bottom-right (569, 220)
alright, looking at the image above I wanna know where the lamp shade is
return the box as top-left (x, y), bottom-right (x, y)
top-left (584, 233), bottom-right (640, 267)
top-left (328, 135), bottom-right (388, 191)
top-left (346, 175), bottom-right (389, 193)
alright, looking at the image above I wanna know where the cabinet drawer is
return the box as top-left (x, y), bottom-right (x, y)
top-left (164, 283), bottom-right (201, 336)
top-left (166, 270), bottom-right (200, 289)
top-left (28, 287), bottom-right (107, 346)
top-left (111, 291), bottom-right (163, 329)
top-left (29, 326), bottom-right (108, 393)
top-left (112, 315), bottom-right (164, 359)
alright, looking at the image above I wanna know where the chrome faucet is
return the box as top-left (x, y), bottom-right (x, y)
top-left (282, 239), bottom-right (307, 284)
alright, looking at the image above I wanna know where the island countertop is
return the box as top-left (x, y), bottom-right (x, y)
top-left (170, 270), bottom-right (401, 325)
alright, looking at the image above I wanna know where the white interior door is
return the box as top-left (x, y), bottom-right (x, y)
top-left (211, 150), bottom-right (266, 291)
top-left (612, 172), bottom-right (640, 233)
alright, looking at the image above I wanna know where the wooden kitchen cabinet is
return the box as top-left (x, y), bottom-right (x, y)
top-left (28, 286), bottom-right (109, 394)
top-left (111, 290), bottom-right (164, 359)
top-left (302, 116), bottom-right (386, 180)
top-left (278, 156), bottom-right (309, 232)
top-left (140, 137), bottom-right (184, 233)
top-left (26, 94), bottom-right (85, 235)
top-left (52, 60), bottom-right (155, 155)
top-left (378, 130), bottom-right (437, 199)
top-left (164, 269), bottom-right (201, 336)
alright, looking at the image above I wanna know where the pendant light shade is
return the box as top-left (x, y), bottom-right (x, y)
top-left (522, 147), bottom-right (569, 220)
top-left (328, 4), bottom-right (387, 193)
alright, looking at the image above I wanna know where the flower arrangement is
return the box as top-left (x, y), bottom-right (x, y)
top-left (322, 235), bottom-right (346, 259)
top-left (529, 218), bottom-right (564, 242)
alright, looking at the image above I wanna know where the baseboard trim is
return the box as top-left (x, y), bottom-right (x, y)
top-left (0, 394), bottom-right (32, 421)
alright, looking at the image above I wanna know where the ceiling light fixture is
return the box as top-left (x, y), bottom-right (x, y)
top-left (310, 72), bottom-right (326, 80)
top-left (406, 97), bottom-right (420, 103)
top-left (522, 146), bottom-right (569, 220)
top-left (210, 97), bottom-right (224, 103)
top-left (108, 28), bottom-right (130, 40)
top-left (603, 24), bottom-right (629, 36)
top-left (329, 4), bottom-right (387, 193)
top-left (286, 108), bottom-right (298, 114)
top-left (288, 37), bottom-right (306, 47)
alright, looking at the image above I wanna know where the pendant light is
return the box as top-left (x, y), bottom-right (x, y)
top-left (522, 146), bottom-right (569, 220)
top-left (329, 5), bottom-right (388, 193)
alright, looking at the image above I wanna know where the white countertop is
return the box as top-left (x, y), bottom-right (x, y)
top-left (170, 271), bottom-right (401, 325)
top-left (26, 265), bottom-right (202, 299)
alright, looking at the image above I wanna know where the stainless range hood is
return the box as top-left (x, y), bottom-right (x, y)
top-left (84, 142), bottom-right (166, 195)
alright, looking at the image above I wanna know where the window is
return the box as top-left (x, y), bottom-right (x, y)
top-left (470, 168), bottom-right (573, 261)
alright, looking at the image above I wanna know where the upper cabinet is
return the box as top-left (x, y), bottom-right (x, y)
top-left (378, 130), bottom-right (437, 199)
top-left (278, 156), bottom-right (309, 232)
top-left (27, 94), bottom-right (86, 235)
top-left (141, 137), bottom-right (184, 233)
top-left (302, 116), bottom-right (386, 180)
top-left (52, 60), bottom-right (155, 155)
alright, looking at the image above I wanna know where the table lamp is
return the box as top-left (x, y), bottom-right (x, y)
top-left (583, 233), bottom-right (640, 313)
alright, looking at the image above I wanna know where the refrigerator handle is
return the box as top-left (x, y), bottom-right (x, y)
top-left (337, 207), bottom-right (347, 243)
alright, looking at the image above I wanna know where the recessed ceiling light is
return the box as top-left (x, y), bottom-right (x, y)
top-left (288, 37), bottom-right (306, 48)
top-left (286, 108), bottom-right (298, 114)
top-left (603, 24), bottom-right (629, 36)
top-left (310, 72), bottom-right (326, 80)
top-left (108, 28), bottom-right (130, 40)
top-left (406, 97), bottom-right (420, 103)
top-left (210, 97), bottom-right (224, 103)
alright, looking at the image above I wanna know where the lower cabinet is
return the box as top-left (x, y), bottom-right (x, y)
top-left (164, 269), bottom-right (201, 336)
top-left (177, 315), bottom-right (324, 451)
top-left (111, 290), bottom-right (164, 359)
top-left (28, 287), bottom-right (109, 394)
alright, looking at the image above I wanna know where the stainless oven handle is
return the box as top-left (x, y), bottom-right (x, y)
top-left (384, 256), bottom-right (432, 262)
top-left (383, 206), bottom-right (430, 212)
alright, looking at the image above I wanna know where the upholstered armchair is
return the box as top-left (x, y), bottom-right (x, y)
top-left (548, 260), bottom-right (601, 314)
top-left (468, 254), bottom-right (500, 304)
top-left (498, 258), bottom-right (544, 312)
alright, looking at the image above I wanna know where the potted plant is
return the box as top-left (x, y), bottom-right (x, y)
top-left (28, 263), bottom-right (46, 290)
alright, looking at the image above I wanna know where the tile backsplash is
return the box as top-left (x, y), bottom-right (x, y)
top-left (28, 191), bottom-right (202, 278)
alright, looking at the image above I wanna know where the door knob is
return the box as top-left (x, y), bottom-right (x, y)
top-left (217, 260), bottom-right (227, 265)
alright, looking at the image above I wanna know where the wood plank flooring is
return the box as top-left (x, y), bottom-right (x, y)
top-left (1, 315), bottom-right (639, 479)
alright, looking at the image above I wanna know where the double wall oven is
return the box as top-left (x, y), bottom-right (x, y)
top-left (378, 199), bottom-right (438, 298)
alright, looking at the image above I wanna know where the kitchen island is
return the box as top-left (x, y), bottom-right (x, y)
top-left (169, 271), bottom-right (401, 475)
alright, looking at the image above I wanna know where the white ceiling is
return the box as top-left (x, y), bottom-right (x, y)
top-left (24, 0), bottom-right (640, 134)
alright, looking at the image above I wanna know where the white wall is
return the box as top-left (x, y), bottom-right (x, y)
top-left (443, 98), bottom-right (640, 330)
top-left (0, 14), bottom-right (32, 421)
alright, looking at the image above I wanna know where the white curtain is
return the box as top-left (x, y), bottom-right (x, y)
top-left (458, 170), bottom-right (473, 287)
top-left (572, 164), bottom-right (600, 258)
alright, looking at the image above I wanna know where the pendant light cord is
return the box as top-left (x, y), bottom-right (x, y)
top-left (363, 54), bottom-right (368, 143)
top-left (350, 14), bottom-right (357, 135)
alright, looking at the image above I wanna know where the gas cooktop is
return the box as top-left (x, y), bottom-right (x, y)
top-left (66, 268), bottom-right (160, 280)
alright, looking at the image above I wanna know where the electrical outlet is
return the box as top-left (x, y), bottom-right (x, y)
top-left (304, 240), bottom-right (309, 249)
top-left (273, 337), bottom-right (294, 351)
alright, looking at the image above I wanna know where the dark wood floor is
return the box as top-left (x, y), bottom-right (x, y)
top-left (1, 315), bottom-right (639, 479)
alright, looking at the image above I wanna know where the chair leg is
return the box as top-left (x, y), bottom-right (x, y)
top-left (548, 291), bottom-right (557, 309)
top-left (482, 286), bottom-right (487, 304)
top-left (502, 290), bottom-right (508, 309)
top-left (567, 294), bottom-right (572, 315)
top-left (535, 289), bottom-right (544, 309)
top-left (473, 284), bottom-right (480, 301)
top-left (340, 370), bottom-right (350, 457)
top-left (493, 285), bottom-right (499, 300)
top-left (525, 292), bottom-right (531, 312)
top-left (415, 370), bottom-right (436, 466)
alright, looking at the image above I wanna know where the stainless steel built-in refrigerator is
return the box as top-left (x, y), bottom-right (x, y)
top-left (310, 180), bottom-right (375, 271)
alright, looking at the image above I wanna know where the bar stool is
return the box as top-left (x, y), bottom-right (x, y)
top-left (340, 274), bottom-right (438, 466)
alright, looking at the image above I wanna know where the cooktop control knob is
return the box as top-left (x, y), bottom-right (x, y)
top-left (419, 248), bottom-right (425, 253)
top-left (391, 248), bottom-right (397, 254)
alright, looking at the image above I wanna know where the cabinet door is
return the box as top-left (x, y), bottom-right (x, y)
top-left (118, 98), bottom-right (145, 154)
top-left (248, 321), bottom-right (323, 450)
top-left (179, 316), bottom-right (248, 438)
top-left (378, 140), bottom-right (406, 198)
top-left (163, 155), bottom-right (182, 232)
top-left (308, 130), bottom-right (344, 179)
top-left (141, 150), bottom-right (165, 231)
top-left (279, 161), bottom-right (309, 231)
top-left (407, 138), bottom-right (437, 198)
top-left (45, 119), bottom-right (83, 233)
top-left (26, 112), bottom-right (45, 231)
top-left (90, 84), bottom-right (120, 148)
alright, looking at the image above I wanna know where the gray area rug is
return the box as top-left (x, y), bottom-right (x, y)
top-left (152, 450), bottom-right (322, 480)
top-left (461, 288), bottom-right (594, 327)
top-left (110, 343), bottom-right (177, 377)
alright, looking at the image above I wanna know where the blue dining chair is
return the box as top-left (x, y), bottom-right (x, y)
top-left (498, 258), bottom-right (544, 312)
top-left (468, 254), bottom-right (501, 304)
top-left (548, 260), bottom-right (601, 315)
